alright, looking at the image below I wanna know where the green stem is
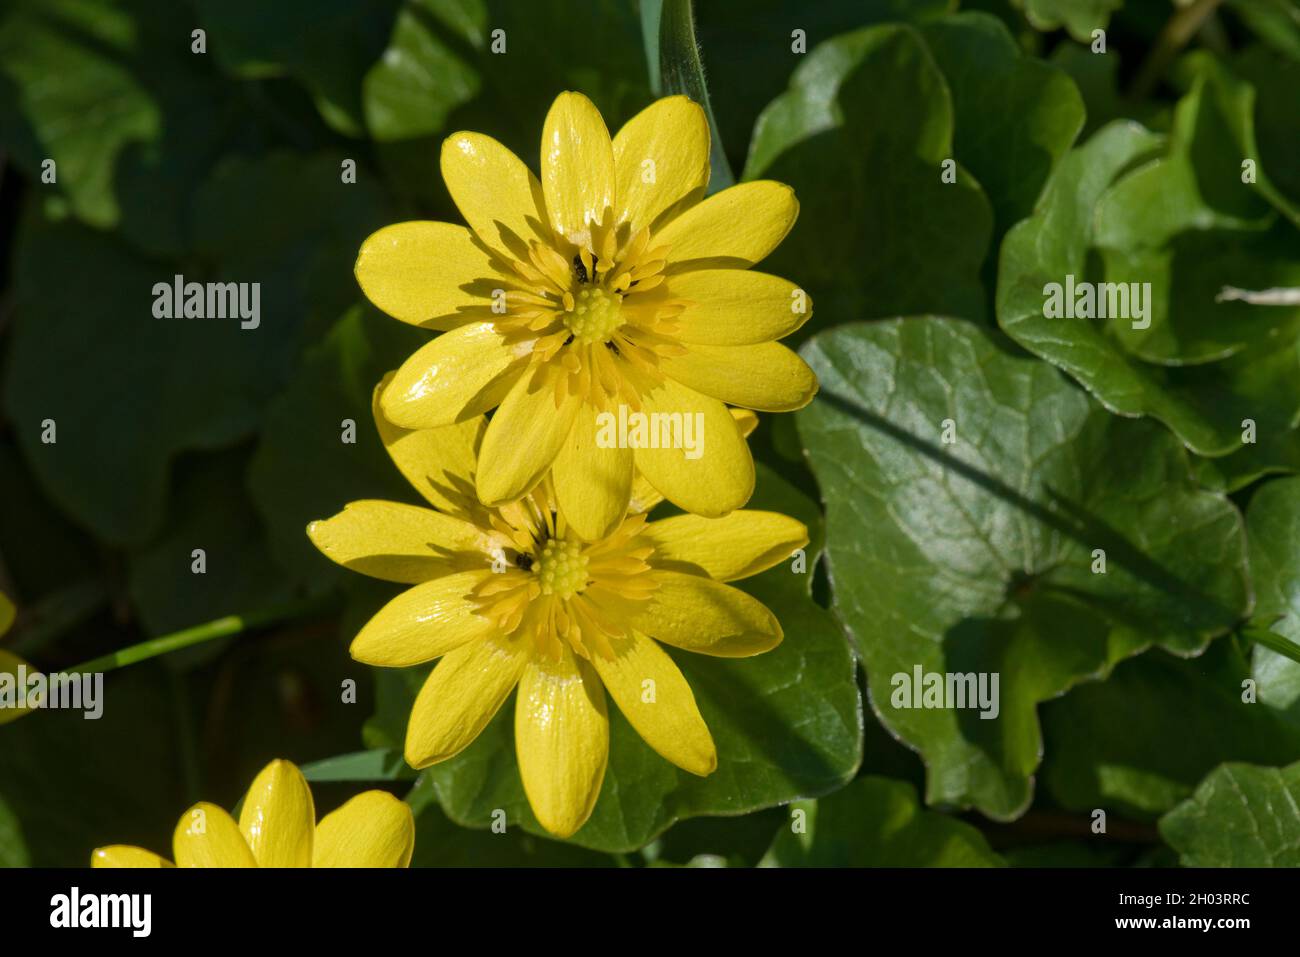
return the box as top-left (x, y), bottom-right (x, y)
top-left (66, 594), bottom-right (334, 675)
top-left (654, 0), bottom-right (734, 193)
top-left (1129, 0), bottom-right (1225, 100)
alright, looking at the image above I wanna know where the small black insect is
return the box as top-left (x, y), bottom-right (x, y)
top-left (516, 554), bottom-right (534, 571)
top-left (572, 254), bottom-right (589, 284)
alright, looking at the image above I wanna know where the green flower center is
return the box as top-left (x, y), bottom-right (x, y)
top-left (535, 538), bottom-right (589, 599)
top-left (563, 287), bottom-right (623, 345)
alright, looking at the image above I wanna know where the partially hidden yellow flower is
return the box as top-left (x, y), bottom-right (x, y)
top-left (0, 592), bottom-right (38, 727)
top-left (356, 92), bottom-right (817, 541)
top-left (92, 759), bottom-right (414, 868)
top-left (307, 383), bottom-right (808, 838)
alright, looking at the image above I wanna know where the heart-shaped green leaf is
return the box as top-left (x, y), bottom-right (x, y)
top-left (797, 316), bottom-right (1249, 818)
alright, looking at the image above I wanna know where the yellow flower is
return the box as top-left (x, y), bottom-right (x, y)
top-left (306, 384), bottom-right (808, 838)
top-left (91, 759), bottom-right (415, 868)
top-left (356, 92), bottom-right (817, 541)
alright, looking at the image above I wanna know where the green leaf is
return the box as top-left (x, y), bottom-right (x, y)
top-left (127, 450), bottom-right (294, 637)
top-left (249, 306), bottom-right (428, 588)
top-left (920, 13), bottom-right (1085, 233)
top-left (0, 0), bottom-right (233, 256)
top-left (996, 122), bottom-right (1221, 448)
top-left (745, 24), bottom-right (993, 332)
top-left (405, 776), bottom-right (612, 866)
top-left (995, 118), bottom-right (1297, 481)
top-left (194, 0), bottom-right (408, 137)
top-left (3, 216), bottom-right (265, 545)
top-left (361, 0), bottom-right (483, 142)
top-left (3, 153), bottom-right (389, 545)
top-left (761, 776), bottom-right (1004, 867)
top-left (1244, 477), bottom-right (1300, 729)
top-left (0, 439), bottom-right (97, 600)
top-left (1228, 0), bottom-right (1300, 63)
top-left (797, 316), bottom-right (1250, 818)
top-left (0, 794), bottom-right (30, 867)
top-left (0, 665), bottom-right (186, 866)
top-left (377, 464), bottom-right (860, 852)
top-left (696, 0), bottom-right (953, 170)
top-left (1160, 761), bottom-right (1300, 866)
top-left (649, 0), bottom-right (733, 192)
top-left (300, 748), bottom-right (416, 782)
top-left (1040, 638), bottom-right (1300, 817)
top-left (191, 152), bottom-right (395, 345)
top-left (1016, 0), bottom-right (1123, 42)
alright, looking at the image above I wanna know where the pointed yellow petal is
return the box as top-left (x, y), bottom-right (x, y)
top-left (0, 649), bottom-right (38, 725)
top-left (0, 593), bottom-right (13, 636)
top-left (476, 373), bottom-right (582, 505)
top-left (628, 408), bottom-right (757, 515)
top-left (591, 632), bottom-right (715, 776)
top-left (632, 570), bottom-right (782, 657)
top-left (308, 501), bottom-right (504, 584)
top-left (661, 341), bottom-right (817, 412)
top-left (670, 270), bottom-right (810, 345)
top-left (632, 378), bottom-right (754, 517)
top-left (382, 322), bottom-right (525, 429)
top-left (405, 635), bottom-right (527, 768)
top-left (351, 570), bottom-right (497, 667)
top-left (313, 791), bottom-right (415, 868)
top-left (644, 511), bottom-right (808, 582)
top-left (655, 181), bottom-right (798, 269)
top-left (442, 132), bottom-right (552, 260)
top-left (172, 803), bottom-right (257, 868)
top-left (540, 92), bottom-right (616, 245)
top-left (372, 375), bottom-right (488, 522)
top-left (554, 404), bottom-right (634, 541)
top-left (356, 222), bottom-right (501, 328)
top-left (91, 845), bottom-right (171, 868)
top-left (515, 648), bottom-right (608, 838)
top-left (612, 96), bottom-right (709, 235)
top-left (238, 759), bottom-right (315, 868)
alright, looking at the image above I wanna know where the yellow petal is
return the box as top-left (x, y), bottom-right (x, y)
top-left (0, 593), bottom-right (13, 636)
top-left (405, 635), bottom-right (527, 768)
top-left (540, 92), bottom-right (616, 245)
top-left (313, 791), bottom-right (415, 868)
top-left (356, 222), bottom-right (502, 329)
top-left (372, 375), bottom-right (488, 522)
top-left (644, 511), bottom-right (808, 582)
top-left (351, 570), bottom-right (497, 667)
top-left (671, 270), bottom-right (810, 345)
top-left (382, 321), bottom-right (525, 429)
top-left (590, 632), bottom-right (715, 776)
top-left (554, 404), bottom-right (634, 541)
top-left (661, 341), bottom-right (817, 412)
top-left (441, 132), bottom-right (552, 260)
top-left (91, 845), bottom-right (171, 868)
top-left (308, 500), bottom-right (504, 584)
top-left (0, 649), bottom-right (38, 725)
top-left (612, 96), bottom-right (709, 235)
top-left (628, 408), bottom-right (757, 515)
top-left (632, 377), bottom-right (754, 517)
top-left (476, 372), bottom-right (582, 506)
top-left (632, 570), bottom-right (782, 657)
top-left (515, 647), bottom-right (608, 838)
top-left (655, 181), bottom-right (798, 269)
top-left (238, 759), bottom-right (316, 868)
top-left (172, 803), bottom-right (257, 868)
